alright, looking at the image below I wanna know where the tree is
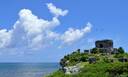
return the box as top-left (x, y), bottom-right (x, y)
top-left (118, 47), bottom-right (125, 54)
top-left (91, 48), bottom-right (99, 54)
top-left (77, 49), bottom-right (81, 54)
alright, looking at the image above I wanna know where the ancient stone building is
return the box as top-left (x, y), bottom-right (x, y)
top-left (95, 39), bottom-right (113, 48)
top-left (94, 39), bottom-right (118, 54)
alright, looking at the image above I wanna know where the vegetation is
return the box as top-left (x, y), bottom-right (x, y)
top-left (114, 53), bottom-right (128, 58)
top-left (46, 47), bottom-right (128, 77)
top-left (118, 47), bottom-right (125, 54)
top-left (60, 49), bottom-right (89, 66)
top-left (47, 62), bottom-right (128, 77)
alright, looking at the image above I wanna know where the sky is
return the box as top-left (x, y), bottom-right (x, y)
top-left (0, 0), bottom-right (128, 62)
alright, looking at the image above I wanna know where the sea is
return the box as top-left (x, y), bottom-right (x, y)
top-left (0, 63), bottom-right (59, 77)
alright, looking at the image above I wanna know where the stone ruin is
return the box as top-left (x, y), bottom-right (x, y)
top-left (94, 39), bottom-right (118, 54)
top-left (95, 39), bottom-right (113, 48)
top-left (61, 39), bottom-right (125, 75)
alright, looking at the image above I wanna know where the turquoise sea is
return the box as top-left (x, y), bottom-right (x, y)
top-left (0, 63), bottom-right (59, 77)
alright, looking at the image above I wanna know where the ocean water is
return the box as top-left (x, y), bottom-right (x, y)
top-left (0, 63), bottom-right (59, 77)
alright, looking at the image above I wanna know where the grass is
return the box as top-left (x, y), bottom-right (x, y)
top-left (46, 49), bottom-right (128, 77)
top-left (46, 61), bottom-right (128, 77)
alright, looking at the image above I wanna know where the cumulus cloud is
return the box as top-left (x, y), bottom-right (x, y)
top-left (0, 3), bottom-right (92, 49)
top-left (0, 3), bottom-right (64, 49)
top-left (60, 22), bottom-right (92, 44)
top-left (0, 29), bottom-right (11, 48)
top-left (11, 9), bottom-right (60, 48)
top-left (47, 3), bottom-right (68, 17)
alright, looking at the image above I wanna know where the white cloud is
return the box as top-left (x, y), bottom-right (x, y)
top-left (9, 8), bottom-right (62, 48)
top-left (0, 29), bottom-right (11, 48)
top-left (29, 34), bottom-right (43, 48)
top-left (46, 31), bottom-right (60, 40)
top-left (60, 22), bottom-right (92, 44)
top-left (0, 3), bottom-right (64, 49)
top-left (0, 3), bottom-right (92, 50)
top-left (47, 3), bottom-right (68, 17)
top-left (18, 9), bottom-right (60, 35)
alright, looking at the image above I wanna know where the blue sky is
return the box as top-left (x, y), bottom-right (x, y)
top-left (0, 0), bottom-right (128, 62)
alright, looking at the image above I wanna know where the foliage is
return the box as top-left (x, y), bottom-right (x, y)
top-left (47, 62), bottom-right (128, 77)
top-left (118, 47), bottom-right (125, 54)
top-left (60, 49), bottom-right (89, 66)
top-left (46, 70), bottom-right (67, 77)
top-left (114, 53), bottom-right (128, 58)
top-left (91, 48), bottom-right (99, 54)
top-left (47, 48), bottom-right (128, 77)
top-left (107, 62), bottom-right (128, 77)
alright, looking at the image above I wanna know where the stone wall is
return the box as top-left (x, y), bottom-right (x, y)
top-left (95, 39), bottom-right (113, 48)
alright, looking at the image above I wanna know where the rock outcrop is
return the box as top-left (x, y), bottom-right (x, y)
top-left (62, 64), bottom-right (81, 74)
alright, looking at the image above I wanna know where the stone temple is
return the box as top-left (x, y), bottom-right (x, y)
top-left (94, 39), bottom-right (118, 54)
top-left (95, 40), bottom-right (113, 48)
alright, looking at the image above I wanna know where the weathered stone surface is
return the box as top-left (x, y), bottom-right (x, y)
top-left (63, 65), bottom-right (80, 74)
top-left (95, 39), bottom-right (113, 48)
top-left (94, 39), bottom-right (118, 54)
top-left (112, 48), bottom-right (118, 54)
top-left (118, 58), bottom-right (128, 62)
top-left (84, 50), bottom-right (89, 54)
top-left (88, 57), bottom-right (96, 64)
